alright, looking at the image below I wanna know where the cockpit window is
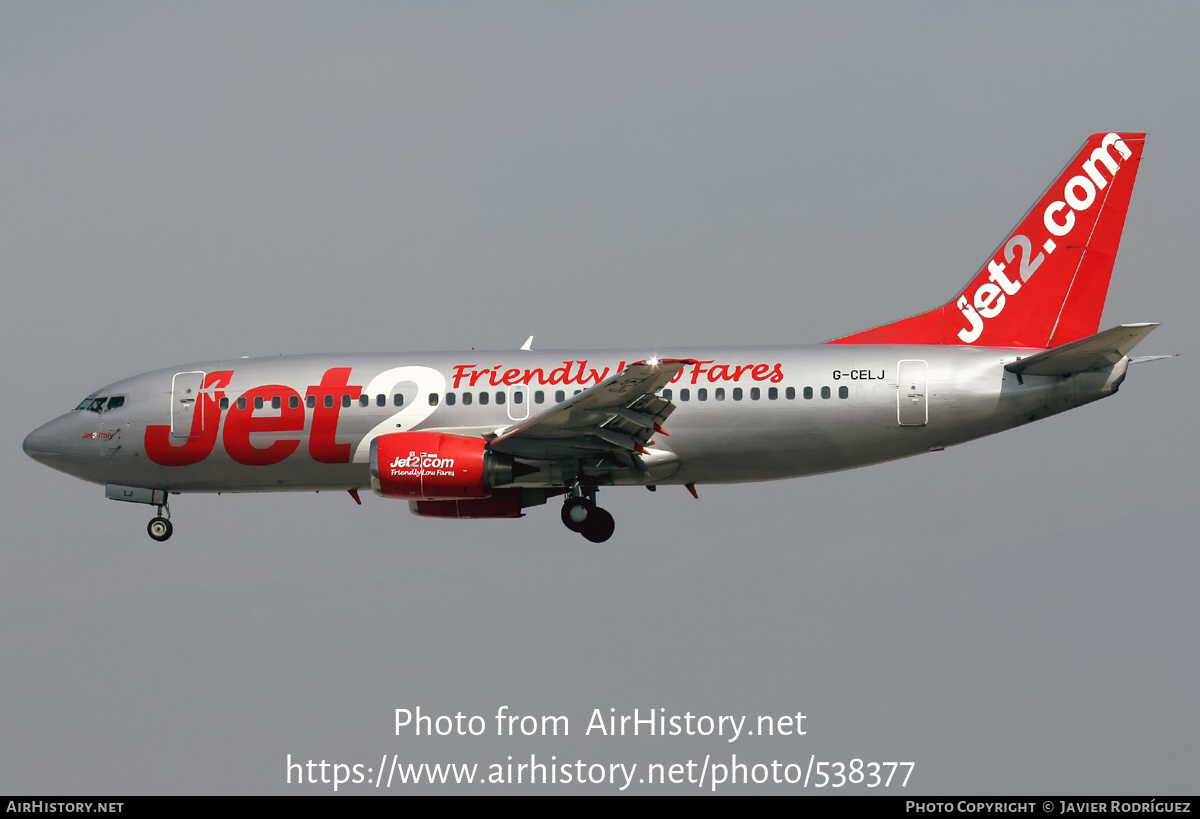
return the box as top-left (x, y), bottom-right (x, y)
top-left (73, 395), bottom-right (125, 413)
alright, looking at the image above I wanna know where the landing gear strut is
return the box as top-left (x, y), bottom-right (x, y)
top-left (560, 487), bottom-right (615, 543)
top-left (147, 497), bottom-right (173, 542)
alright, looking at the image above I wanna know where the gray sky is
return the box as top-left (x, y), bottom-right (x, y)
top-left (2, 1), bottom-right (1196, 794)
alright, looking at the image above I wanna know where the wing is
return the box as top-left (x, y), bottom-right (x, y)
top-left (487, 359), bottom-right (694, 463)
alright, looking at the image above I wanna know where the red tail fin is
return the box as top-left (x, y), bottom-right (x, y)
top-left (828, 132), bottom-right (1145, 348)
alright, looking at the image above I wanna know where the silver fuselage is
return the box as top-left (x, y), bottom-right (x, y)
top-left (23, 344), bottom-right (1128, 495)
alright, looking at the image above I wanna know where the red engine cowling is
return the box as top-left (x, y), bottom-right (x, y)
top-left (370, 432), bottom-right (512, 500)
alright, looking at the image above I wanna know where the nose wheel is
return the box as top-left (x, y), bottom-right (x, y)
top-left (147, 516), bottom-right (173, 542)
top-left (561, 494), bottom-right (615, 543)
top-left (147, 497), bottom-right (173, 542)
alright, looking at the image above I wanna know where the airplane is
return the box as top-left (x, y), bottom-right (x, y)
top-left (23, 132), bottom-right (1161, 544)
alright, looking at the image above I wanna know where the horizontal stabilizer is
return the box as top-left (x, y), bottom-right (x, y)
top-left (1005, 323), bottom-right (1159, 376)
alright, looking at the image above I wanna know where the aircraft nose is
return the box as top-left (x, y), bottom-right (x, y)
top-left (23, 418), bottom-right (69, 466)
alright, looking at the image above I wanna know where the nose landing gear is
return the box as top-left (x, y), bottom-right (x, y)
top-left (103, 485), bottom-right (176, 542)
top-left (147, 497), bottom-right (172, 542)
top-left (147, 516), bottom-right (173, 542)
top-left (560, 489), bottom-right (615, 543)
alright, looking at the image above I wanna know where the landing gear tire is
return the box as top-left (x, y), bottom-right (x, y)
top-left (580, 506), bottom-right (615, 543)
top-left (561, 497), bottom-right (594, 532)
top-left (147, 516), bottom-right (173, 542)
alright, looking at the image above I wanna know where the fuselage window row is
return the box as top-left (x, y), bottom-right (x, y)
top-left (661, 385), bottom-right (847, 402)
top-left (219, 393), bottom-right (408, 411)
top-left (213, 384), bottom-right (850, 412)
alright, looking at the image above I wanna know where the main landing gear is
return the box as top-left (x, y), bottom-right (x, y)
top-left (560, 489), bottom-right (615, 543)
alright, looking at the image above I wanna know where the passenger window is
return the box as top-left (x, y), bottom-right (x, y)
top-left (376, 394), bottom-right (386, 407)
top-left (821, 386), bottom-right (831, 399)
top-left (220, 397), bottom-right (229, 410)
top-left (768, 387), bottom-right (778, 400)
top-left (324, 395), bottom-right (334, 408)
top-left (662, 389), bottom-right (672, 401)
top-left (254, 396), bottom-right (263, 410)
top-left (479, 391), bottom-right (489, 406)
top-left (715, 388), bottom-right (725, 401)
top-left (358, 395), bottom-right (369, 407)
top-left (446, 393), bottom-right (456, 406)
top-left (289, 396), bottom-right (299, 409)
top-left (237, 397), bottom-right (247, 410)
top-left (513, 391), bottom-right (523, 405)
top-left (733, 388), bottom-right (743, 401)
top-left (680, 388), bottom-right (690, 401)
top-left (698, 388), bottom-right (707, 401)
top-left (428, 393), bottom-right (439, 406)
top-left (272, 396), bottom-right (282, 410)
top-left (803, 387), bottom-right (813, 400)
top-left (341, 395), bottom-right (351, 408)
top-left (463, 392), bottom-right (472, 405)
top-left (555, 390), bottom-right (565, 403)
top-left (496, 391), bottom-right (505, 405)
top-left (307, 396), bottom-right (317, 409)
top-left (839, 386), bottom-right (849, 399)
top-left (786, 387), bottom-right (795, 400)
top-left (394, 394), bottom-right (404, 407)
top-left (751, 387), bottom-right (760, 400)
top-left (535, 391), bottom-right (545, 404)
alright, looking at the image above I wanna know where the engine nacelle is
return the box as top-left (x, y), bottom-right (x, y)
top-left (370, 432), bottom-right (513, 500)
top-left (409, 488), bottom-right (552, 519)
top-left (410, 492), bottom-right (525, 519)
